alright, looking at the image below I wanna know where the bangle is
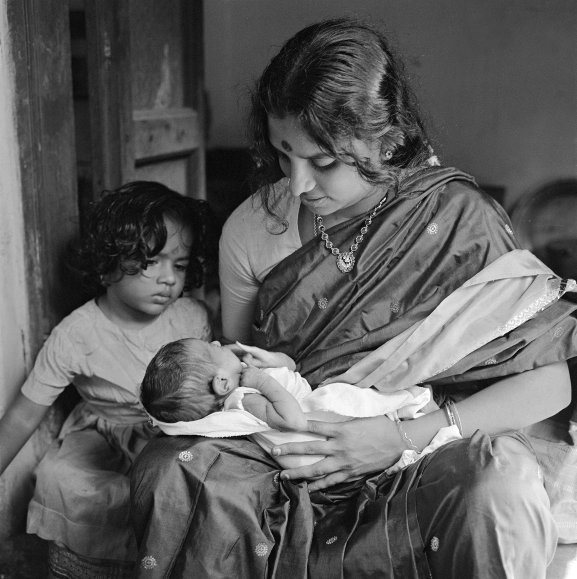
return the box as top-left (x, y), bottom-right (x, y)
top-left (395, 419), bottom-right (420, 453)
top-left (443, 402), bottom-right (456, 428)
top-left (444, 401), bottom-right (463, 436)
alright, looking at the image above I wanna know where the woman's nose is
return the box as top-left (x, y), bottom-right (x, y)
top-left (289, 166), bottom-right (315, 197)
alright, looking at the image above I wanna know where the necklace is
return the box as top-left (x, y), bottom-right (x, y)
top-left (314, 193), bottom-right (388, 273)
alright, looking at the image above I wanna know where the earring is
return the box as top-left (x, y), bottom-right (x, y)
top-left (384, 150), bottom-right (393, 161)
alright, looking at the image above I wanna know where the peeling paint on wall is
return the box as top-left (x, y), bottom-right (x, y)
top-left (154, 43), bottom-right (171, 109)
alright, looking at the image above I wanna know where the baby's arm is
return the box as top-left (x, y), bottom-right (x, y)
top-left (240, 367), bottom-right (307, 431)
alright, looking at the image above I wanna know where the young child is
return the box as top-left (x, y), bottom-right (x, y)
top-left (140, 338), bottom-right (441, 471)
top-left (0, 181), bottom-right (214, 574)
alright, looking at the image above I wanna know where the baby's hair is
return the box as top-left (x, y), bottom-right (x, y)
top-left (68, 181), bottom-right (217, 298)
top-left (141, 338), bottom-right (225, 423)
top-left (249, 18), bottom-right (432, 222)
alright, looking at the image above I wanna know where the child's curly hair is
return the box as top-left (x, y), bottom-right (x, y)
top-left (68, 181), bottom-right (217, 298)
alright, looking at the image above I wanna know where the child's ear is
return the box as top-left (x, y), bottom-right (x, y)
top-left (212, 375), bottom-right (230, 395)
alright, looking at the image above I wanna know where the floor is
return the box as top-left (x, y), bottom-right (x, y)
top-left (0, 533), bottom-right (576, 578)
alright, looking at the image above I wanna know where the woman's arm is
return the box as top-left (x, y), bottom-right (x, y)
top-left (241, 367), bottom-right (308, 431)
top-left (404, 360), bottom-right (570, 450)
top-left (219, 212), bottom-right (261, 343)
top-left (272, 362), bottom-right (571, 491)
top-left (0, 392), bottom-right (50, 475)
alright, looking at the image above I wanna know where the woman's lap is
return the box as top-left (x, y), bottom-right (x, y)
top-left (130, 432), bottom-right (556, 578)
top-left (414, 430), bottom-right (557, 579)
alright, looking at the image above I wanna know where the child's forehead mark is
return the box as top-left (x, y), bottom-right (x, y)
top-left (281, 140), bottom-right (292, 152)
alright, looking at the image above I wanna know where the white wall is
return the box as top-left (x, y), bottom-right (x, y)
top-left (204, 0), bottom-right (577, 208)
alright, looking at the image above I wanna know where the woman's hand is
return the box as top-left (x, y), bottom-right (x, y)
top-left (272, 415), bottom-right (406, 491)
top-left (231, 342), bottom-right (296, 371)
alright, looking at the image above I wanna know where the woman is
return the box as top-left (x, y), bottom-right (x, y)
top-left (131, 19), bottom-right (577, 578)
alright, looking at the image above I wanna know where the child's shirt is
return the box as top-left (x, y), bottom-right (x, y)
top-left (21, 297), bottom-right (211, 423)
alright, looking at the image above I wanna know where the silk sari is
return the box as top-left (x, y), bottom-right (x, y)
top-left (131, 167), bottom-right (577, 578)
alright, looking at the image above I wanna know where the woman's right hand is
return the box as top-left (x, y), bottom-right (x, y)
top-left (271, 415), bottom-right (406, 491)
top-left (231, 342), bottom-right (296, 371)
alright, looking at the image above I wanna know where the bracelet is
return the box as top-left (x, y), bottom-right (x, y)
top-left (395, 419), bottom-right (420, 453)
top-left (444, 401), bottom-right (463, 436)
top-left (443, 402), bottom-right (456, 428)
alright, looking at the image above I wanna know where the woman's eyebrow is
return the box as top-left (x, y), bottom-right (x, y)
top-left (271, 143), bottom-right (332, 160)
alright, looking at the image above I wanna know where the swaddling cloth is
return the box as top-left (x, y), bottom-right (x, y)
top-left (148, 367), bottom-right (452, 471)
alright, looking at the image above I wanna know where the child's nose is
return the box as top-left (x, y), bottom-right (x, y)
top-left (159, 264), bottom-right (176, 285)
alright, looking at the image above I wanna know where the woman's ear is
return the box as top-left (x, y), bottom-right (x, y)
top-left (212, 375), bottom-right (230, 395)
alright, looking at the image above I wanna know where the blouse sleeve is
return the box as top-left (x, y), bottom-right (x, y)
top-left (21, 326), bottom-right (80, 406)
top-left (219, 207), bottom-right (262, 343)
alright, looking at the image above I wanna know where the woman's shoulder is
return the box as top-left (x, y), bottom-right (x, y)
top-left (222, 178), bottom-right (297, 237)
top-left (440, 177), bottom-right (510, 222)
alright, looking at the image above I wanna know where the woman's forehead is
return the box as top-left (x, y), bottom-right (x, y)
top-left (267, 114), bottom-right (379, 163)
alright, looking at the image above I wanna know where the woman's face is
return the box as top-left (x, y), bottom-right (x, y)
top-left (268, 115), bottom-right (383, 220)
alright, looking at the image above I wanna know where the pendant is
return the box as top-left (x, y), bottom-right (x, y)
top-left (336, 252), bottom-right (355, 273)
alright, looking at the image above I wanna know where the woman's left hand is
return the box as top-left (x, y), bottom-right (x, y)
top-left (272, 415), bottom-right (405, 491)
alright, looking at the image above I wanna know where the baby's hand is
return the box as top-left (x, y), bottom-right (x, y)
top-left (240, 366), bottom-right (270, 390)
top-left (235, 342), bottom-right (296, 371)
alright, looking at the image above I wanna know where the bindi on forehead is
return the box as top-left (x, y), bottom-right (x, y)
top-left (281, 140), bottom-right (292, 152)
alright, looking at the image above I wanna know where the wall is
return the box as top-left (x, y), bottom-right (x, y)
top-left (0, 3), bottom-right (36, 535)
top-left (204, 0), bottom-right (577, 209)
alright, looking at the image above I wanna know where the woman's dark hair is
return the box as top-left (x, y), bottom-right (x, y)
top-left (68, 181), bottom-right (217, 298)
top-left (141, 338), bottom-right (225, 423)
top-left (249, 18), bottom-right (432, 219)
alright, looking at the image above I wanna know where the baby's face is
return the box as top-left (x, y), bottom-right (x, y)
top-left (207, 341), bottom-right (243, 390)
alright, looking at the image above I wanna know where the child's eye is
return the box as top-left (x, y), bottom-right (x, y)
top-left (175, 263), bottom-right (188, 272)
top-left (143, 259), bottom-right (158, 269)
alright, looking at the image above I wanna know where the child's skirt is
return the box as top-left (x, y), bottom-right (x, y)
top-left (27, 402), bottom-right (156, 565)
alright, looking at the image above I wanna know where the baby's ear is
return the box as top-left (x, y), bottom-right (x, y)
top-left (211, 375), bottom-right (230, 395)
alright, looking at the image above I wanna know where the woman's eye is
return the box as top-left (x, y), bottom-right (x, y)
top-left (313, 159), bottom-right (337, 171)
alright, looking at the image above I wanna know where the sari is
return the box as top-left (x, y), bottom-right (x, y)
top-left (131, 167), bottom-right (577, 578)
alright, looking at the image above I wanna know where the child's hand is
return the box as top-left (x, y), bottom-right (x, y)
top-left (234, 342), bottom-right (296, 371)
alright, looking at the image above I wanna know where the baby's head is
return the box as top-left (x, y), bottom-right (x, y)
top-left (141, 338), bottom-right (243, 423)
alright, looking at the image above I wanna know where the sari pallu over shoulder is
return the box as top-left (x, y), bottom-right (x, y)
top-left (252, 166), bottom-right (520, 387)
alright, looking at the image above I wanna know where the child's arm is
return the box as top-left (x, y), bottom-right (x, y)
top-left (240, 367), bottom-right (307, 431)
top-left (229, 342), bottom-right (296, 371)
top-left (0, 393), bottom-right (50, 475)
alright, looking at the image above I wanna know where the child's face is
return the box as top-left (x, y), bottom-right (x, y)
top-left (103, 218), bottom-right (192, 324)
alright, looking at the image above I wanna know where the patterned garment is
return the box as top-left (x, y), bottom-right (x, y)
top-left (130, 167), bottom-right (577, 578)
